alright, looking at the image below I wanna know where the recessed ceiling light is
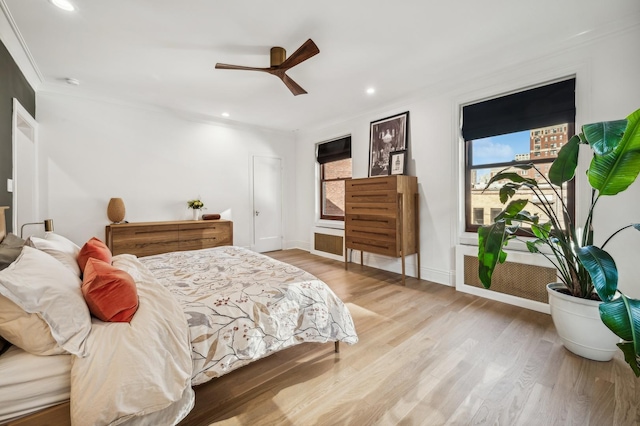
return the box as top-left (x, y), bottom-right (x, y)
top-left (221, 112), bottom-right (230, 118)
top-left (366, 87), bottom-right (376, 95)
top-left (50, 0), bottom-right (75, 11)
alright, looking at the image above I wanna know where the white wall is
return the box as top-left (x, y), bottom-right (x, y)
top-left (35, 93), bottom-right (297, 249)
top-left (294, 26), bottom-right (640, 297)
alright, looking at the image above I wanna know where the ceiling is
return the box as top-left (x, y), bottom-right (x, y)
top-left (2, 1), bottom-right (639, 132)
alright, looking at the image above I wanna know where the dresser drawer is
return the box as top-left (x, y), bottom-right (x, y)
top-left (345, 202), bottom-right (397, 217)
top-left (345, 236), bottom-right (397, 257)
top-left (346, 225), bottom-right (396, 243)
top-left (345, 214), bottom-right (396, 230)
top-left (346, 190), bottom-right (397, 204)
top-left (179, 223), bottom-right (232, 251)
top-left (109, 224), bottom-right (180, 256)
top-left (106, 219), bottom-right (233, 257)
top-left (346, 176), bottom-right (398, 192)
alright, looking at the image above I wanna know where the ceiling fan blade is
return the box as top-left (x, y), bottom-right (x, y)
top-left (215, 63), bottom-right (270, 72)
top-left (279, 73), bottom-right (307, 96)
top-left (278, 39), bottom-right (320, 70)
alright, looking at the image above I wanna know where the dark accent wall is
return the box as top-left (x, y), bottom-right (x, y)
top-left (0, 39), bottom-right (36, 232)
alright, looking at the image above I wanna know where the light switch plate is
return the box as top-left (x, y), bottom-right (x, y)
top-left (7, 179), bottom-right (13, 193)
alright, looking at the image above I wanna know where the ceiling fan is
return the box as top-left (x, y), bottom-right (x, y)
top-left (215, 39), bottom-right (320, 96)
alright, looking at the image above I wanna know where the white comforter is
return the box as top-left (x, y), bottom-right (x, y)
top-left (69, 255), bottom-right (194, 425)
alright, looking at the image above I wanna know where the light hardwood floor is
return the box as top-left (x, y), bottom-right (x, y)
top-left (179, 249), bottom-right (639, 426)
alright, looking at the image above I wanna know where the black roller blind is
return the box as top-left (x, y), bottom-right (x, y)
top-left (317, 136), bottom-right (351, 164)
top-left (462, 78), bottom-right (575, 141)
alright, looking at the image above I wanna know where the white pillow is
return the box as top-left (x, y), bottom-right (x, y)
top-left (0, 246), bottom-right (91, 357)
top-left (28, 232), bottom-right (81, 277)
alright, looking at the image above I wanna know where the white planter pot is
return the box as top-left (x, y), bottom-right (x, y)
top-left (546, 283), bottom-right (620, 361)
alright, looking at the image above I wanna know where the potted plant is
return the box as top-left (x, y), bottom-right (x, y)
top-left (187, 198), bottom-right (205, 220)
top-left (478, 108), bottom-right (640, 376)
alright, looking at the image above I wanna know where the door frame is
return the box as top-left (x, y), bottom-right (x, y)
top-left (250, 154), bottom-right (284, 252)
top-left (12, 98), bottom-right (39, 234)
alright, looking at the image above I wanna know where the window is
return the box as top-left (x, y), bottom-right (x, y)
top-left (317, 136), bottom-right (352, 220)
top-left (462, 78), bottom-right (576, 233)
top-left (473, 208), bottom-right (484, 225)
top-left (489, 208), bottom-right (502, 222)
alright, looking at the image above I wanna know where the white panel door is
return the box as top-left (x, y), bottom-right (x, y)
top-left (252, 156), bottom-right (282, 253)
top-left (12, 99), bottom-right (38, 235)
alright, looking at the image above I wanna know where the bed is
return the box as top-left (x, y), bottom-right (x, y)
top-left (0, 208), bottom-right (358, 425)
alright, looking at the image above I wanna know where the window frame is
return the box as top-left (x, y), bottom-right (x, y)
top-left (317, 136), bottom-right (352, 222)
top-left (464, 124), bottom-right (575, 234)
top-left (319, 159), bottom-right (352, 221)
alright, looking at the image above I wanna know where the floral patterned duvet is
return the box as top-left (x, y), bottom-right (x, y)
top-left (139, 246), bottom-right (358, 385)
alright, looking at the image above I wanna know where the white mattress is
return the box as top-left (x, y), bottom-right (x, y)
top-left (0, 345), bottom-right (71, 422)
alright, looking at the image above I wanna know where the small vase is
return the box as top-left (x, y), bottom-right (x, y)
top-left (192, 209), bottom-right (200, 220)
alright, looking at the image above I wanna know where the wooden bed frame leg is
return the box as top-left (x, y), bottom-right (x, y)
top-left (335, 341), bottom-right (340, 353)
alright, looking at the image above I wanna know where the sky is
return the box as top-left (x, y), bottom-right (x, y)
top-left (472, 130), bottom-right (530, 166)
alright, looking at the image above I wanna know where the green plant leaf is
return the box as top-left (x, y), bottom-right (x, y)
top-left (576, 246), bottom-right (618, 302)
top-left (599, 294), bottom-right (640, 375)
top-left (582, 119), bottom-right (627, 155)
top-left (484, 171), bottom-right (537, 191)
top-left (603, 295), bottom-right (640, 341)
top-left (616, 342), bottom-right (640, 377)
top-left (500, 199), bottom-right (529, 219)
top-left (526, 240), bottom-right (541, 253)
top-left (549, 135), bottom-right (580, 185)
top-left (531, 222), bottom-right (551, 240)
top-left (478, 222), bottom-right (510, 288)
top-left (499, 183), bottom-right (520, 204)
top-left (587, 109), bottom-right (640, 195)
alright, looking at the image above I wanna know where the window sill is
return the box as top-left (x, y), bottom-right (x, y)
top-left (460, 231), bottom-right (553, 255)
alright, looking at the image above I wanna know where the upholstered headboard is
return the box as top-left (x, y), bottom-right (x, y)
top-left (0, 206), bottom-right (7, 241)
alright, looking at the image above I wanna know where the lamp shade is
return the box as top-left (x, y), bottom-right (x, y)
top-left (107, 198), bottom-right (126, 223)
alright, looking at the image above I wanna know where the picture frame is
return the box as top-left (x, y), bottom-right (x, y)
top-left (389, 150), bottom-right (407, 175)
top-left (368, 111), bottom-right (409, 177)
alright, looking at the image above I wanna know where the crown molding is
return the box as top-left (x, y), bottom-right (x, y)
top-left (0, 0), bottom-right (43, 89)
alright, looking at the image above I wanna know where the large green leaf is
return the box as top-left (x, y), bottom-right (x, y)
top-left (500, 199), bottom-right (529, 219)
top-left (576, 245), bottom-right (618, 302)
top-left (582, 119), bottom-right (627, 155)
top-left (478, 222), bottom-right (510, 288)
top-left (484, 171), bottom-right (537, 190)
top-left (616, 342), bottom-right (640, 377)
top-left (599, 294), bottom-right (640, 375)
top-left (549, 135), bottom-right (580, 185)
top-left (499, 183), bottom-right (521, 204)
top-left (587, 109), bottom-right (640, 195)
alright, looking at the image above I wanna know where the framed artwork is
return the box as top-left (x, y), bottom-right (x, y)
top-left (368, 111), bottom-right (409, 177)
top-left (389, 150), bottom-right (407, 175)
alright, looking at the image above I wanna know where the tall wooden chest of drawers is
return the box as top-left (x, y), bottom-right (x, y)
top-left (344, 175), bottom-right (419, 283)
top-left (105, 219), bottom-right (233, 257)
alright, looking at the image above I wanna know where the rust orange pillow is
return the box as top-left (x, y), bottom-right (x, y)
top-left (77, 237), bottom-right (112, 273)
top-left (82, 258), bottom-right (138, 322)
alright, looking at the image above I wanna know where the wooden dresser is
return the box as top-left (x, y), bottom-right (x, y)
top-left (344, 175), bottom-right (419, 283)
top-left (105, 219), bottom-right (233, 257)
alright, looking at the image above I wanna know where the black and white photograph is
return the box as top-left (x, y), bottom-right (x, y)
top-left (389, 150), bottom-right (407, 175)
top-left (368, 111), bottom-right (409, 176)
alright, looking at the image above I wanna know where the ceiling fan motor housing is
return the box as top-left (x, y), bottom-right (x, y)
top-left (270, 47), bottom-right (286, 67)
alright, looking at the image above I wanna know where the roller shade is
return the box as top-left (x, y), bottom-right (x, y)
top-left (317, 136), bottom-right (351, 164)
top-left (462, 78), bottom-right (575, 141)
